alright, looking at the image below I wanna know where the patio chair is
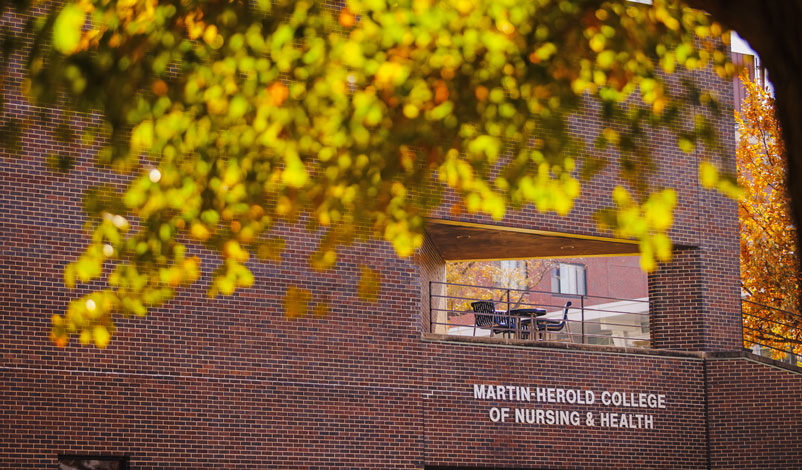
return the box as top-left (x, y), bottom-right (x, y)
top-left (492, 312), bottom-right (517, 338)
top-left (537, 301), bottom-right (573, 341)
top-left (470, 301), bottom-right (495, 336)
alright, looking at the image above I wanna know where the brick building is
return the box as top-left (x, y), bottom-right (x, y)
top-left (2, 8), bottom-right (802, 470)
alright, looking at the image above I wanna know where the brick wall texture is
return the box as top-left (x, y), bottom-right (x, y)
top-left (2, 5), bottom-right (801, 470)
top-left (706, 357), bottom-right (802, 470)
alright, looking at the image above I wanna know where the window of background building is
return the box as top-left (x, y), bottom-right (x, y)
top-left (497, 259), bottom-right (527, 290)
top-left (551, 263), bottom-right (586, 296)
top-left (59, 455), bottom-right (129, 470)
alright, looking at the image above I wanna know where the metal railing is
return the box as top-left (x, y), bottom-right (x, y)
top-left (429, 281), bottom-right (650, 348)
top-left (742, 299), bottom-right (802, 363)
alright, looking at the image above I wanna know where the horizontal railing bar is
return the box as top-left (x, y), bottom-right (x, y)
top-left (743, 323), bottom-right (801, 336)
top-left (430, 294), bottom-right (564, 309)
top-left (432, 281), bottom-right (649, 304)
top-left (574, 307), bottom-right (650, 316)
top-left (742, 312), bottom-right (802, 328)
top-left (432, 280), bottom-right (521, 291)
top-left (743, 314), bottom-right (802, 332)
top-left (743, 323), bottom-right (802, 336)
top-left (738, 300), bottom-right (799, 356)
top-left (743, 329), bottom-right (802, 345)
top-left (430, 280), bottom-right (651, 347)
top-left (743, 343), bottom-right (800, 355)
top-left (752, 348), bottom-right (799, 358)
top-left (742, 307), bottom-right (802, 319)
top-left (430, 326), bottom-right (648, 344)
top-left (430, 309), bottom-right (649, 328)
top-left (431, 326), bottom-right (646, 342)
top-left (741, 299), bottom-right (802, 320)
top-left (744, 342), bottom-right (798, 356)
top-left (572, 320), bottom-right (649, 329)
top-left (742, 336), bottom-right (794, 346)
top-left (744, 325), bottom-right (801, 338)
top-left (743, 298), bottom-right (802, 315)
top-left (432, 301), bottom-right (650, 317)
top-left (431, 319), bottom-right (648, 331)
top-left (431, 296), bottom-right (562, 309)
top-left (430, 294), bottom-right (546, 307)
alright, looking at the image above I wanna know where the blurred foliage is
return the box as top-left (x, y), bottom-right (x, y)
top-left (0, 0), bottom-right (738, 348)
top-left (736, 72), bottom-right (802, 357)
top-left (445, 259), bottom-right (556, 314)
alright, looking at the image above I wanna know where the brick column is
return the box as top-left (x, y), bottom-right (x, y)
top-left (417, 233), bottom-right (446, 334)
top-left (649, 61), bottom-right (743, 352)
top-left (649, 247), bottom-right (705, 350)
top-left (649, 221), bottom-right (743, 352)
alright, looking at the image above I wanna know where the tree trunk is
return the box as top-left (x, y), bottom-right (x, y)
top-left (686, 0), bottom-right (802, 273)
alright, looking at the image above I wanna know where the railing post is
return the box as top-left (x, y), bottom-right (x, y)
top-left (581, 295), bottom-right (585, 345)
top-left (506, 288), bottom-right (511, 338)
top-left (429, 281), bottom-right (433, 334)
top-left (740, 299), bottom-right (745, 351)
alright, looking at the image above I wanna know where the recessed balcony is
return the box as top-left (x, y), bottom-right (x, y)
top-left (420, 219), bottom-right (652, 348)
top-left (429, 281), bottom-right (650, 347)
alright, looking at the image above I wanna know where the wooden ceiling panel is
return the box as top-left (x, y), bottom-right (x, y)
top-left (426, 220), bottom-right (640, 261)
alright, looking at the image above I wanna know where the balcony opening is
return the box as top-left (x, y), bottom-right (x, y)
top-left (423, 220), bottom-right (650, 348)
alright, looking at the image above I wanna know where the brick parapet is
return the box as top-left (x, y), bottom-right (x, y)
top-left (706, 355), bottom-right (802, 469)
top-left (421, 339), bottom-right (708, 469)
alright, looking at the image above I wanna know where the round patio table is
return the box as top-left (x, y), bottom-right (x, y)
top-left (510, 308), bottom-right (547, 339)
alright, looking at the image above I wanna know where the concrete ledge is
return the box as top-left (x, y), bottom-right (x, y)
top-left (704, 349), bottom-right (802, 375)
top-left (421, 333), bottom-right (706, 359)
top-left (421, 334), bottom-right (802, 375)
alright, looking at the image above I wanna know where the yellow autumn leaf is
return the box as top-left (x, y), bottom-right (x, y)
top-left (285, 285), bottom-right (311, 318)
top-left (282, 154), bottom-right (309, 188)
top-left (699, 161), bottom-right (718, 188)
top-left (53, 4), bottom-right (86, 55)
top-left (357, 265), bottom-right (381, 302)
top-left (93, 325), bottom-right (111, 348)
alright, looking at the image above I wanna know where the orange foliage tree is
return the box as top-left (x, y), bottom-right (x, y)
top-left (737, 72), bottom-right (802, 355)
top-left (444, 259), bottom-right (556, 317)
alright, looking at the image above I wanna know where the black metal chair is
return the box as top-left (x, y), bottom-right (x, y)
top-left (536, 301), bottom-right (572, 340)
top-left (470, 301), bottom-right (495, 336)
top-left (493, 312), bottom-right (517, 338)
top-left (471, 300), bottom-right (518, 338)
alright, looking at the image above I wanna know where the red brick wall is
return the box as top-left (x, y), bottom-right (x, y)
top-left (424, 65), bottom-right (742, 352)
top-left (520, 255), bottom-right (648, 307)
top-left (422, 340), bottom-right (708, 469)
top-left (1, 115), bottom-right (427, 467)
top-left (418, 233), bottom-right (445, 333)
top-left (707, 355), bottom-right (802, 470)
top-left (691, 63), bottom-right (743, 352)
top-left (649, 247), bottom-right (705, 350)
top-left (583, 256), bottom-right (647, 301)
top-left (0, 6), bottom-right (769, 470)
top-left (2, 368), bottom-right (425, 469)
top-left (0, 228), bottom-right (428, 468)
